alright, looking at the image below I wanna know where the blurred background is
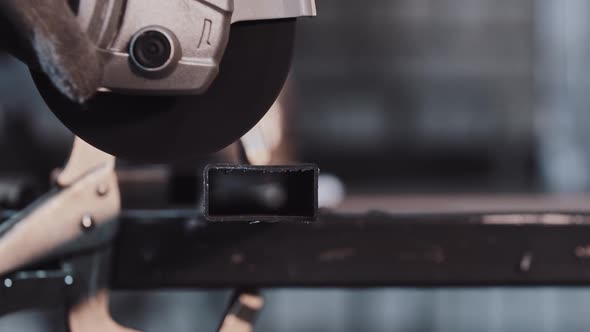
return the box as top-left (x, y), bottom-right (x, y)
top-left (3, 0), bottom-right (590, 330)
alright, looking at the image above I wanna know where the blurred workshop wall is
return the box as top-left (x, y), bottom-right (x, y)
top-left (292, 0), bottom-right (538, 192)
top-left (536, 0), bottom-right (590, 192)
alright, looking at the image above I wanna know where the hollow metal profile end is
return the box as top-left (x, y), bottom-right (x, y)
top-left (204, 164), bottom-right (319, 222)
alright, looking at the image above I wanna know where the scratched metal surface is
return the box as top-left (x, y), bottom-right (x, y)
top-left (109, 210), bottom-right (590, 288)
top-left (339, 194), bottom-right (590, 214)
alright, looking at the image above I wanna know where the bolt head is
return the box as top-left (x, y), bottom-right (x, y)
top-left (64, 275), bottom-right (74, 286)
top-left (81, 215), bottom-right (95, 231)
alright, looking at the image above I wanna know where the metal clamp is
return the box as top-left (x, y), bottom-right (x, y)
top-left (0, 137), bottom-right (131, 332)
top-left (0, 138), bottom-right (119, 276)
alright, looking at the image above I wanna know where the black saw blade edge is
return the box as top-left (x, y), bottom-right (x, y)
top-left (31, 19), bottom-right (296, 163)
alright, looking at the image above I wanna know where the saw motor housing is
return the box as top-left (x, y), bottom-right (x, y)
top-left (73, 0), bottom-right (316, 95)
top-left (31, 0), bottom-right (316, 162)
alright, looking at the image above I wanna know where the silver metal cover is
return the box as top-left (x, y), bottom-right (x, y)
top-left (76, 0), bottom-right (316, 95)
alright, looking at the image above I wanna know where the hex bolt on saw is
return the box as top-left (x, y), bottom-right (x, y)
top-left (0, 1), bottom-right (316, 331)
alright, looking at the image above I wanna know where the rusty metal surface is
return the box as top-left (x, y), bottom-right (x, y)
top-left (5, 195), bottom-right (590, 290)
top-left (110, 209), bottom-right (590, 288)
top-left (339, 194), bottom-right (590, 214)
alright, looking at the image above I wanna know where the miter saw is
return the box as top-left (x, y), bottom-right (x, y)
top-left (34, 0), bottom-right (315, 162)
top-left (0, 1), bottom-right (317, 331)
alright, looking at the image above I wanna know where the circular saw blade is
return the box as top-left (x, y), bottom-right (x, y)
top-left (31, 19), bottom-right (296, 163)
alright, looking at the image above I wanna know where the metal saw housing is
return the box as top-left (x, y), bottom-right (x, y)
top-left (32, 0), bottom-right (315, 162)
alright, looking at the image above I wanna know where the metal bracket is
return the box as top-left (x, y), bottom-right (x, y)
top-left (67, 248), bottom-right (138, 332)
top-left (0, 137), bottom-right (132, 332)
top-left (0, 138), bottom-right (119, 276)
top-left (69, 290), bottom-right (139, 332)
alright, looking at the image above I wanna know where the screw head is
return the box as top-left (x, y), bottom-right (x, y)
top-left (519, 252), bottom-right (533, 272)
top-left (81, 215), bottom-right (95, 231)
top-left (64, 275), bottom-right (74, 286)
